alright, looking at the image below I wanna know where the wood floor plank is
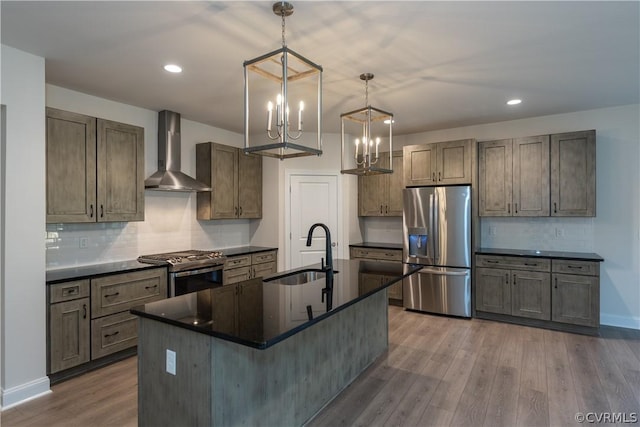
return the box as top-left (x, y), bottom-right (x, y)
top-left (4, 307), bottom-right (640, 427)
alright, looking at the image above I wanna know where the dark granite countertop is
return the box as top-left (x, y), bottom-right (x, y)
top-left (476, 247), bottom-right (604, 262)
top-left (131, 259), bottom-right (421, 349)
top-left (46, 246), bottom-right (278, 284)
top-left (349, 242), bottom-right (403, 250)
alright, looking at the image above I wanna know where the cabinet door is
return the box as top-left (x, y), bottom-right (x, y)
top-left (512, 136), bottom-right (549, 217)
top-left (211, 285), bottom-right (237, 335)
top-left (211, 144), bottom-right (240, 219)
top-left (96, 119), bottom-right (145, 222)
top-left (475, 268), bottom-right (511, 314)
top-left (436, 139), bottom-right (472, 185)
top-left (511, 270), bottom-right (551, 320)
top-left (386, 151), bottom-right (404, 216)
top-left (552, 273), bottom-right (599, 327)
top-left (550, 130), bottom-right (596, 217)
top-left (49, 298), bottom-right (90, 373)
top-left (46, 108), bottom-right (97, 223)
top-left (358, 165), bottom-right (386, 216)
top-left (478, 139), bottom-right (512, 216)
top-left (403, 144), bottom-right (436, 187)
top-left (238, 152), bottom-right (262, 219)
top-left (359, 273), bottom-right (384, 294)
top-left (237, 278), bottom-right (264, 341)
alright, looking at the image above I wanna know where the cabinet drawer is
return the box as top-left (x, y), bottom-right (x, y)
top-left (91, 311), bottom-right (138, 359)
top-left (223, 266), bottom-right (252, 285)
top-left (476, 255), bottom-right (550, 272)
top-left (91, 268), bottom-right (167, 318)
top-left (552, 260), bottom-right (599, 276)
top-left (49, 279), bottom-right (90, 303)
top-left (253, 261), bottom-right (276, 279)
top-left (350, 247), bottom-right (402, 262)
top-left (252, 251), bottom-right (277, 265)
top-left (225, 255), bottom-right (251, 269)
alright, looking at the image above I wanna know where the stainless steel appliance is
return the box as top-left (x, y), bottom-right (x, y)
top-left (403, 186), bottom-right (471, 317)
top-left (137, 250), bottom-right (226, 297)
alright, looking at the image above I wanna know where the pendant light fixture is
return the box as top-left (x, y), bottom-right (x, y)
top-left (340, 73), bottom-right (394, 175)
top-left (243, 1), bottom-right (323, 160)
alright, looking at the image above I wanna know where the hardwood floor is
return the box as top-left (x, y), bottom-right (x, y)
top-left (3, 306), bottom-right (639, 426)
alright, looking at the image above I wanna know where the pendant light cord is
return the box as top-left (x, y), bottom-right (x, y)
top-left (281, 4), bottom-right (287, 47)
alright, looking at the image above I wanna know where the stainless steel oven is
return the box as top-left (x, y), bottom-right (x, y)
top-left (138, 250), bottom-right (226, 297)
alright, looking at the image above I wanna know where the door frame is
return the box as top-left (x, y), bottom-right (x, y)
top-left (284, 169), bottom-right (343, 271)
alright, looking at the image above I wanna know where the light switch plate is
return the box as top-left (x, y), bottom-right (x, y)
top-left (166, 349), bottom-right (176, 375)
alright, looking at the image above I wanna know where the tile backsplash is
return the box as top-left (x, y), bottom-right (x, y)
top-left (46, 193), bottom-right (251, 269)
top-left (480, 217), bottom-right (595, 252)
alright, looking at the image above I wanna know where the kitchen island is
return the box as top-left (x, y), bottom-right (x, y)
top-left (131, 259), bottom-right (420, 427)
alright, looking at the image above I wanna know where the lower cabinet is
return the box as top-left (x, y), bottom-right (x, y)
top-left (223, 250), bottom-right (277, 285)
top-left (475, 254), bottom-right (600, 333)
top-left (47, 267), bottom-right (167, 376)
top-left (350, 246), bottom-right (403, 303)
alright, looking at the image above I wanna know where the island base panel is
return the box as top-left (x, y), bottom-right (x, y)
top-left (137, 290), bottom-right (389, 427)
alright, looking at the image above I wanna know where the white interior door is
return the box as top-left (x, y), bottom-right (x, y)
top-left (288, 173), bottom-right (339, 269)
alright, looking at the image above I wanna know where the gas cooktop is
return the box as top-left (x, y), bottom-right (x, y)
top-left (137, 250), bottom-right (226, 272)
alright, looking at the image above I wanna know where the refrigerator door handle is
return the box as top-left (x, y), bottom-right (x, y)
top-left (418, 267), bottom-right (469, 276)
top-left (433, 190), bottom-right (439, 261)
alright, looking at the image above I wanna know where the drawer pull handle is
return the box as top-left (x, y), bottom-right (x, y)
top-left (554, 277), bottom-right (558, 289)
top-left (104, 331), bottom-right (120, 338)
top-left (567, 265), bottom-right (582, 269)
top-left (524, 263), bottom-right (537, 266)
top-left (104, 292), bottom-right (120, 298)
top-left (63, 286), bottom-right (79, 296)
top-left (554, 202), bottom-right (558, 213)
top-left (145, 285), bottom-right (158, 290)
top-left (486, 260), bottom-right (499, 264)
top-left (83, 304), bottom-right (87, 319)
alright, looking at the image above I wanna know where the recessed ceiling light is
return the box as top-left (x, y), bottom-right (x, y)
top-left (507, 99), bottom-right (522, 106)
top-left (163, 64), bottom-right (182, 73)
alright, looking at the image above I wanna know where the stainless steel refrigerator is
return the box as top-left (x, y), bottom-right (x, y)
top-left (403, 185), bottom-right (471, 317)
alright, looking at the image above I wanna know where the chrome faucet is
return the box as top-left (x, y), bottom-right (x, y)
top-left (306, 223), bottom-right (333, 271)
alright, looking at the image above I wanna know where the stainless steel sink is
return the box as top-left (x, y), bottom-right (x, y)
top-left (265, 269), bottom-right (338, 286)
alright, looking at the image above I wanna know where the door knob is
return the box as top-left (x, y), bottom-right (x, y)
top-left (331, 242), bottom-right (337, 247)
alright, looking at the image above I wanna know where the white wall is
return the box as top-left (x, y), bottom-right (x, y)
top-left (390, 104), bottom-right (640, 329)
top-left (45, 85), bottom-right (256, 268)
top-left (0, 45), bottom-right (50, 408)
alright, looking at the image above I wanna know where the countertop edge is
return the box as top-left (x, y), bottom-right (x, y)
top-left (349, 242), bottom-right (403, 250)
top-left (476, 248), bottom-right (604, 262)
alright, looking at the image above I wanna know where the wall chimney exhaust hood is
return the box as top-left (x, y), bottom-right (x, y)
top-left (144, 110), bottom-right (212, 192)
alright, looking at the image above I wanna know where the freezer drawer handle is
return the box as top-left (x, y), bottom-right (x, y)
top-left (418, 268), bottom-right (469, 276)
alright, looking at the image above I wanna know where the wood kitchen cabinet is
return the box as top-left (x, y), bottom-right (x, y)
top-left (476, 256), bottom-right (551, 321)
top-left (550, 130), bottom-right (596, 217)
top-left (223, 250), bottom-right (277, 285)
top-left (403, 139), bottom-right (473, 187)
top-left (350, 246), bottom-right (403, 303)
top-left (478, 136), bottom-right (549, 217)
top-left (196, 142), bottom-right (262, 220)
top-left (48, 280), bottom-right (91, 374)
top-left (552, 260), bottom-right (599, 327)
top-left (46, 108), bottom-right (145, 223)
top-left (358, 151), bottom-right (404, 216)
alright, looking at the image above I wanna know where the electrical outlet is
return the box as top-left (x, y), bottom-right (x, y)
top-left (79, 237), bottom-right (89, 248)
top-left (489, 226), bottom-right (497, 236)
top-left (166, 349), bottom-right (176, 375)
top-left (555, 228), bottom-right (564, 238)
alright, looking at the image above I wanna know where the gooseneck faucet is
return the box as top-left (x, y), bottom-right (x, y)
top-left (306, 223), bottom-right (333, 271)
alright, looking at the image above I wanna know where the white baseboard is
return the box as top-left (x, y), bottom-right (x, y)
top-left (1, 376), bottom-right (51, 410)
top-left (601, 313), bottom-right (640, 330)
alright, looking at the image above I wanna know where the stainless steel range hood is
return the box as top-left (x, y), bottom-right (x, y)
top-left (144, 110), bottom-right (212, 192)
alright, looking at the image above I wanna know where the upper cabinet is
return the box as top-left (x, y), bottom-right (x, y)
top-left (403, 139), bottom-right (473, 187)
top-left (358, 151), bottom-right (404, 217)
top-left (196, 142), bottom-right (262, 220)
top-left (478, 130), bottom-right (595, 217)
top-left (479, 136), bottom-right (549, 217)
top-left (46, 108), bottom-right (145, 223)
top-left (550, 130), bottom-right (596, 217)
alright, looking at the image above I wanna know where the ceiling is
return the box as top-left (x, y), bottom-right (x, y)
top-left (2, 1), bottom-right (639, 136)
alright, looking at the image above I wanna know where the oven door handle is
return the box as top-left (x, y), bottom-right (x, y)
top-left (172, 265), bottom-right (224, 278)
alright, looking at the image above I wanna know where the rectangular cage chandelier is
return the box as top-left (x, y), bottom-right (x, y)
top-left (243, 1), bottom-right (323, 160)
top-left (340, 73), bottom-right (394, 175)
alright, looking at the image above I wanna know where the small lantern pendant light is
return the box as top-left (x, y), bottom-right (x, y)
top-left (243, 1), bottom-right (323, 160)
top-left (340, 73), bottom-right (394, 175)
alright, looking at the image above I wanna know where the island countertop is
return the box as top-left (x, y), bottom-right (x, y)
top-left (131, 259), bottom-right (420, 349)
